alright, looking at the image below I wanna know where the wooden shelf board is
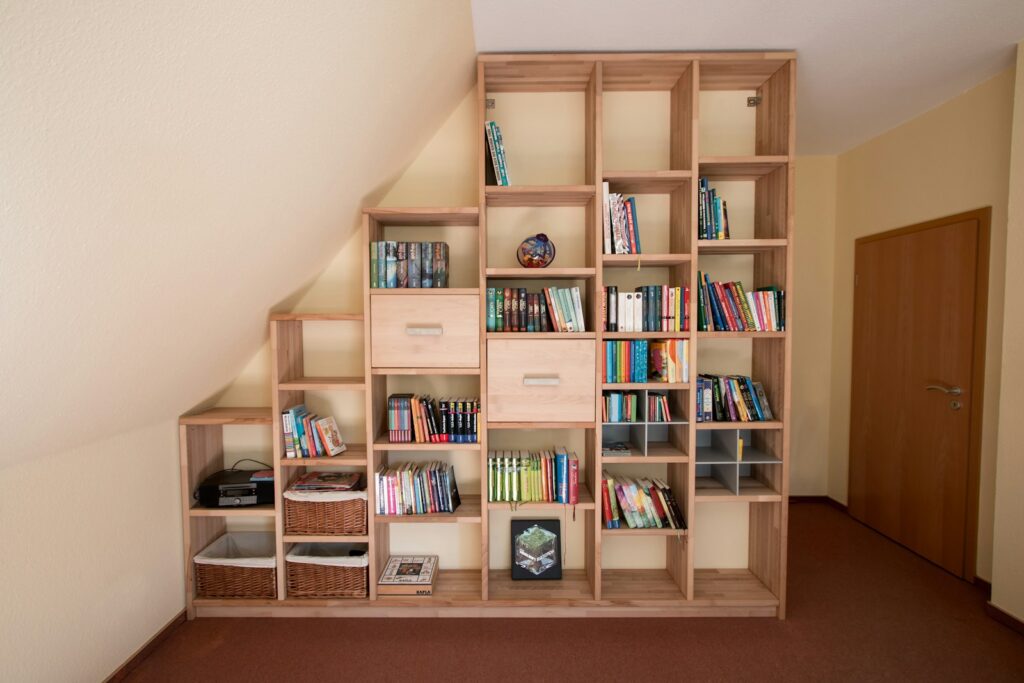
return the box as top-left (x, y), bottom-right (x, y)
top-left (370, 288), bottom-right (480, 296)
top-left (603, 170), bottom-right (690, 193)
top-left (375, 494), bottom-right (481, 524)
top-left (486, 486), bottom-right (595, 510)
top-left (487, 569), bottom-right (593, 603)
top-left (485, 267), bottom-right (596, 280)
top-left (279, 377), bottom-right (365, 391)
top-left (188, 504), bottom-right (275, 518)
top-left (279, 448), bottom-right (368, 467)
top-left (602, 382), bottom-right (690, 390)
top-left (488, 421), bottom-right (594, 430)
top-left (375, 569), bottom-right (482, 604)
top-left (699, 156), bottom-right (788, 180)
top-left (601, 253), bottom-right (691, 267)
top-left (486, 332), bottom-right (595, 339)
top-left (602, 331), bottom-right (690, 340)
top-left (602, 453), bottom-right (689, 464)
top-left (697, 331), bottom-right (787, 339)
top-left (364, 207), bottom-right (478, 226)
top-left (179, 407), bottom-right (272, 426)
top-left (601, 569), bottom-right (685, 603)
top-left (692, 568), bottom-right (779, 606)
top-left (602, 526), bottom-right (687, 536)
top-left (695, 421), bottom-right (783, 431)
top-left (372, 437), bottom-right (481, 452)
top-left (697, 239), bottom-right (788, 254)
top-left (485, 185), bottom-right (595, 207)
top-left (269, 312), bottom-right (363, 321)
top-left (694, 477), bottom-right (782, 503)
top-left (370, 367), bottom-right (481, 376)
top-left (282, 534), bottom-right (369, 544)
top-left (699, 56), bottom-right (792, 90)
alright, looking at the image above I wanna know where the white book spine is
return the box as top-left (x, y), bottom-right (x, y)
top-left (633, 291), bottom-right (643, 332)
top-left (571, 287), bottom-right (585, 333)
top-left (602, 181), bottom-right (612, 254)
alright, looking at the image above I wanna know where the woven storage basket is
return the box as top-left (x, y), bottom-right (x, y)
top-left (283, 490), bottom-right (367, 536)
top-left (194, 532), bottom-right (276, 599)
top-left (286, 544), bottom-right (369, 599)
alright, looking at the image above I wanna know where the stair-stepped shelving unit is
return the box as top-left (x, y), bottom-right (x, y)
top-left (179, 51), bottom-right (794, 618)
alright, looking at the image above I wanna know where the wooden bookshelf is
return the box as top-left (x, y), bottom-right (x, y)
top-left (180, 51), bottom-right (794, 619)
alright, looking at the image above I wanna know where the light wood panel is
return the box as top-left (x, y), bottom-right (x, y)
top-left (179, 407), bottom-right (272, 425)
top-left (487, 339), bottom-right (596, 422)
top-left (370, 294), bottom-right (480, 368)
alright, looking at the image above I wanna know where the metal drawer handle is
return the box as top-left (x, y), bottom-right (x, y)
top-left (523, 374), bottom-right (560, 386)
top-left (405, 324), bottom-right (443, 336)
top-left (925, 384), bottom-right (962, 396)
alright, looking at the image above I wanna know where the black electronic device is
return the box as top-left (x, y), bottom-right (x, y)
top-left (194, 469), bottom-right (274, 508)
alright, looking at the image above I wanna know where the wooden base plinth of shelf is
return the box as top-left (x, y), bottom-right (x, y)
top-left (191, 568), bottom-right (777, 617)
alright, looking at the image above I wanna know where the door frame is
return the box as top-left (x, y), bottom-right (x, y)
top-left (849, 207), bottom-right (990, 581)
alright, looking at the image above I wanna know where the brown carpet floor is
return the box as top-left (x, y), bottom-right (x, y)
top-left (126, 503), bottom-right (1024, 682)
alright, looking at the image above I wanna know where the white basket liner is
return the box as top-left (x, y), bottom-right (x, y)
top-left (287, 543), bottom-right (369, 568)
top-left (283, 489), bottom-right (367, 502)
top-left (194, 532), bottom-right (276, 569)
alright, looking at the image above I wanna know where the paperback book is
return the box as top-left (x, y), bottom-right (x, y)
top-left (486, 286), bottom-right (586, 333)
top-left (487, 447), bottom-right (580, 505)
top-left (374, 462), bottom-right (461, 516)
top-left (603, 285), bottom-right (689, 332)
top-left (604, 339), bottom-right (689, 384)
top-left (387, 395), bottom-right (479, 444)
top-left (697, 177), bottom-right (730, 240)
top-left (602, 182), bottom-right (643, 254)
top-left (695, 374), bottom-right (774, 423)
top-left (696, 271), bottom-right (785, 332)
top-left (280, 405), bottom-right (347, 459)
top-left (601, 471), bottom-right (686, 530)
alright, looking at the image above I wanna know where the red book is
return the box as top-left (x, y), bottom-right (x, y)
top-left (601, 478), bottom-right (613, 527)
top-left (625, 199), bottom-right (638, 253)
top-left (568, 456), bottom-right (579, 505)
top-left (713, 281), bottom-right (738, 331)
top-left (646, 481), bottom-right (669, 526)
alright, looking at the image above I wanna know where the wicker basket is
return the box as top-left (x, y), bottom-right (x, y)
top-left (284, 493), bottom-right (367, 536)
top-left (286, 544), bottom-right (369, 599)
top-left (194, 532), bottom-right (276, 599)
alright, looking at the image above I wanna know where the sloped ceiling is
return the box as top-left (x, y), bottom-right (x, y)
top-left (471, 0), bottom-right (1024, 154)
top-left (0, 1), bottom-right (475, 465)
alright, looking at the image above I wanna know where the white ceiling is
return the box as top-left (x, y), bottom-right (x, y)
top-left (471, 0), bottom-right (1024, 154)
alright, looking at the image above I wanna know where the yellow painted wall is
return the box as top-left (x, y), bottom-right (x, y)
top-left (830, 68), bottom-right (1015, 580)
top-left (991, 42), bottom-right (1024, 621)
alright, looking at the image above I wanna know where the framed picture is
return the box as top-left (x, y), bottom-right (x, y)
top-left (510, 519), bottom-right (561, 580)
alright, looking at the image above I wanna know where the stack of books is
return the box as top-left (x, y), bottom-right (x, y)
top-left (604, 339), bottom-right (689, 384)
top-left (485, 121), bottom-right (510, 186)
top-left (486, 286), bottom-right (586, 333)
top-left (602, 183), bottom-right (642, 254)
top-left (603, 391), bottom-right (641, 423)
top-left (288, 471), bottom-right (361, 492)
top-left (696, 375), bottom-right (774, 423)
top-left (697, 177), bottom-right (730, 240)
top-left (487, 447), bottom-right (579, 504)
top-left (370, 241), bottom-right (449, 289)
top-left (697, 272), bottom-right (785, 332)
top-left (601, 472), bottom-right (686, 530)
top-left (603, 285), bottom-right (689, 332)
top-left (280, 405), bottom-right (346, 459)
top-left (386, 395), bottom-right (479, 443)
top-left (374, 462), bottom-right (461, 515)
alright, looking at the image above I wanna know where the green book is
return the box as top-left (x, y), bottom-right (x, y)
top-left (486, 288), bottom-right (496, 332)
top-left (370, 242), bottom-right (378, 288)
top-left (495, 288), bottom-right (504, 331)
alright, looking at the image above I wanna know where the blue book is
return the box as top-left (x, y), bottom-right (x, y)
top-left (745, 377), bottom-right (765, 420)
top-left (421, 242), bottom-right (433, 288)
top-left (705, 274), bottom-right (725, 330)
top-left (556, 452), bottom-right (568, 503)
top-left (408, 242), bottom-right (421, 288)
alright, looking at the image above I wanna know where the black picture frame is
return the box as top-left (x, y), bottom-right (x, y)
top-left (510, 518), bottom-right (562, 580)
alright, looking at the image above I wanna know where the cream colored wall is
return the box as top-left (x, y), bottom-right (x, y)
top-left (0, 421), bottom-right (183, 681)
top-left (990, 42), bottom-right (1024, 621)
top-left (830, 68), bottom-right (1015, 580)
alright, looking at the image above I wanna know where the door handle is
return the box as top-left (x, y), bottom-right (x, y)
top-left (925, 384), bottom-right (962, 396)
top-left (405, 324), bottom-right (443, 336)
top-left (523, 374), bottom-right (560, 386)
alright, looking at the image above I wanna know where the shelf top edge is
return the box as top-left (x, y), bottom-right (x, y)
top-left (477, 51), bottom-right (796, 63)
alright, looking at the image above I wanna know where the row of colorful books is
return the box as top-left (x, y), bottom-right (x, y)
top-left (697, 177), bottom-right (731, 240)
top-left (602, 184), bottom-right (642, 254)
top-left (485, 120), bottom-right (511, 186)
top-left (485, 286), bottom-right (586, 333)
top-left (696, 272), bottom-right (785, 332)
top-left (374, 462), bottom-right (461, 516)
top-left (696, 374), bottom-right (775, 422)
top-left (280, 404), bottom-right (347, 459)
top-left (602, 391), bottom-right (674, 423)
top-left (487, 448), bottom-right (580, 504)
top-left (386, 395), bottom-right (479, 443)
top-left (601, 472), bottom-right (685, 530)
top-left (369, 241), bottom-right (450, 289)
top-left (603, 285), bottom-right (690, 332)
top-left (604, 339), bottom-right (689, 384)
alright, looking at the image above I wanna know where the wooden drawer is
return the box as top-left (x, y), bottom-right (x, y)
top-left (371, 294), bottom-right (480, 368)
top-left (487, 340), bottom-right (595, 422)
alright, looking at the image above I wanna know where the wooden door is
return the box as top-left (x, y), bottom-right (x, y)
top-left (848, 210), bottom-right (988, 578)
